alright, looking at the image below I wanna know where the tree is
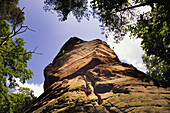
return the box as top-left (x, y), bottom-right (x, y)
top-left (130, 4), bottom-right (170, 86)
top-left (44, 0), bottom-right (170, 86)
top-left (0, 87), bottom-right (37, 113)
top-left (0, 0), bottom-right (34, 46)
top-left (142, 54), bottom-right (169, 86)
top-left (0, 18), bottom-right (34, 90)
top-left (0, 0), bottom-right (36, 112)
top-left (0, 20), bottom-right (34, 113)
top-left (44, 0), bottom-right (89, 22)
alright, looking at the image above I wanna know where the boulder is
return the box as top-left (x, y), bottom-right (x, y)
top-left (25, 37), bottom-right (170, 113)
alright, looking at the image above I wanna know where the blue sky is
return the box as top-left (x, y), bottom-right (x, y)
top-left (18, 0), bottom-right (106, 84)
top-left (17, 0), bottom-right (147, 97)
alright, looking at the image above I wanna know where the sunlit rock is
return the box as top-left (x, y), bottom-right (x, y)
top-left (25, 37), bottom-right (170, 113)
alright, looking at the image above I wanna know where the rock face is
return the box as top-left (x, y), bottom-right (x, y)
top-left (25, 37), bottom-right (170, 113)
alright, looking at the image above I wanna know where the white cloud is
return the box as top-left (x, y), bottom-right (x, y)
top-left (106, 5), bottom-right (150, 73)
top-left (15, 79), bottom-right (44, 97)
top-left (106, 33), bottom-right (146, 72)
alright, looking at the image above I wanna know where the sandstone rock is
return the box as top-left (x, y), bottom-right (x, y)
top-left (25, 37), bottom-right (170, 113)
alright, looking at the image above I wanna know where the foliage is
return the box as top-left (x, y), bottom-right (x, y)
top-left (129, 4), bottom-right (170, 86)
top-left (0, 20), bottom-right (33, 89)
top-left (44, 0), bottom-right (170, 41)
top-left (0, 0), bottom-right (35, 112)
top-left (0, 20), bottom-right (11, 37)
top-left (0, 20), bottom-right (34, 112)
top-left (44, 0), bottom-right (130, 42)
top-left (0, 0), bottom-right (32, 47)
top-left (0, 87), bottom-right (37, 113)
top-left (90, 0), bottom-right (129, 41)
top-left (142, 54), bottom-right (170, 86)
top-left (0, 0), bottom-right (25, 26)
top-left (44, 0), bottom-right (89, 22)
top-left (44, 0), bottom-right (170, 86)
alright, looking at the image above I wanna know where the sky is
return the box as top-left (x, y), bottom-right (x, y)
top-left (17, 0), bottom-right (147, 97)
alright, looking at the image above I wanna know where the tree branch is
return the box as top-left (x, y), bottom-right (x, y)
top-left (0, 47), bottom-right (42, 55)
top-left (117, 0), bottom-right (169, 12)
top-left (117, 3), bottom-right (149, 12)
top-left (0, 25), bottom-right (35, 47)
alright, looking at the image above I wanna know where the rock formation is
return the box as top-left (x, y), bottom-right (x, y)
top-left (25, 37), bottom-right (170, 113)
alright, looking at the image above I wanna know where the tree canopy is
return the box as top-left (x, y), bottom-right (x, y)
top-left (129, 3), bottom-right (170, 86)
top-left (0, 0), bottom-right (34, 46)
top-left (0, 0), bottom-right (36, 112)
top-left (44, 0), bottom-right (170, 86)
top-left (0, 0), bottom-right (34, 89)
top-left (0, 87), bottom-right (36, 113)
top-left (0, 0), bottom-right (25, 26)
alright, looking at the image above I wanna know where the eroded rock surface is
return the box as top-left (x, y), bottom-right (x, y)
top-left (25, 37), bottom-right (170, 113)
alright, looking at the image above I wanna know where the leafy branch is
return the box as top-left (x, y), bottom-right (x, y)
top-left (0, 25), bottom-right (35, 47)
top-left (0, 46), bottom-right (42, 55)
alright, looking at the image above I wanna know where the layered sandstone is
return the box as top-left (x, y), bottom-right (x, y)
top-left (25, 37), bottom-right (170, 113)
